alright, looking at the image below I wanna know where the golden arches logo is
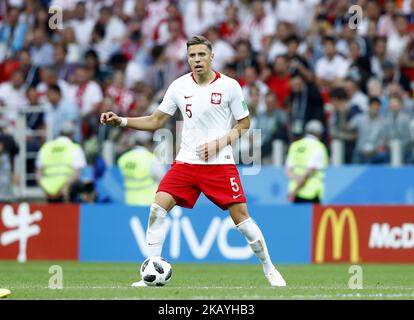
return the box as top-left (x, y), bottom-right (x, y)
top-left (315, 208), bottom-right (360, 263)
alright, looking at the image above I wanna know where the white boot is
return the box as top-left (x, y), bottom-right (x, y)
top-left (265, 267), bottom-right (287, 287)
top-left (131, 280), bottom-right (147, 287)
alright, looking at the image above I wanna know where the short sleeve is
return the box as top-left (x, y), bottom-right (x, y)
top-left (158, 82), bottom-right (178, 116)
top-left (308, 147), bottom-right (326, 170)
top-left (72, 146), bottom-right (87, 169)
top-left (229, 80), bottom-right (250, 120)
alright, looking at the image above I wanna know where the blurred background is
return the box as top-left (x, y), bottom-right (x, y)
top-left (1, 0), bottom-right (414, 205)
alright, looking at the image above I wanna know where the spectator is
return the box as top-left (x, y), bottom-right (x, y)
top-left (218, 3), bottom-right (242, 46)
top-left (97, 6), bottom-right (127, 48)
top-left (264, 55), bottom-right (291, 109)
top-left (53, 43), bottom-right (78, 83)
top-left (163, 18), bottom-right (187, 68)
top-left (228, 39), bottom-right (258, 80)
top-left (73, 65), bottom-right (103, 119)
top-left (255, 91), bottom-right (289, 160)
top-left (344, 76), bottom-right (369, 113)
top-left (382, 60), bottom-right (412, 94)
top-left (36, 66), bottom-right (75, 104)
top-left (183, 0), bottom-right (217, 38)
top-left (378, 0), bottom-right (397, 38)
top-left (84, 49), bottom-right (112, 86)
top-left (285, 34), bottom-right (313, 83)
top-left (241, 65), bottom-right (268, 113)
top-left (383, 95), bottom-right (412, 162)
top-left (205, 26), bottom-right (235, 72)
top-left (153, 2), bottom-right (184, 45)
top-left (0, 138), bottom-right (15, 201)
top-left (0, 118), bottom-right (19, 175)
top-left (400, 31), bottom-right (414, 85)
top-left (105, 70), bottom-right (136, 115)
top-left (386, 13), bottom-right (410, 63)
top-left (366, 77), bottom-right (388, 115)
top-left (267, 21), bottom-right (291, 64)
top-left (36, 121), bottom-right (87, 202)
top-left (240, 0), bottom-right (276, 53)
top-left (46, 84), bottom-right (81, 143)
top-left (357, 0), bottom-right (381, 37)
top-left (67, 1), bottom-right (95, 47)
top-left (0, 6), bottom-right (27, 62)
top-left (289, 73), bottom-right (326, 139)
top-left (350, 97), bottom-right (389, 164)
top-left (28, 28), bottom-right (54, 67)
top-left (0, 69), bottom-right (28, 131)
top-left (315, 36), bottom-right (350, 89)
top-left (25, 85), bottom-right (45, 185)
top-left (329, 86), bottom-right (358, 163)
top-left (144, 44), bottom-right (180, 102)
top-left (347, 40), bottom-right (372, 93)
top-left (60, 26), bottom-right (82, 64)
top-left (370, 36), bottom-right (388, 80)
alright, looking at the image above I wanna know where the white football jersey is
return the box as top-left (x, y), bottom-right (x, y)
top-left (158, 72), bottom-right (250, 164)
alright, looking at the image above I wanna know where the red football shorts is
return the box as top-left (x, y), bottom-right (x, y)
top-left (157, 161), bottom-right (247, 210)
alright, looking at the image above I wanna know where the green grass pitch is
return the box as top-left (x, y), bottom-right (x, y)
top-left (1, 262), bottom-right (413, 300)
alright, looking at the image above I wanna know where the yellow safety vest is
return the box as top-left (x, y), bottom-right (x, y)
top-left (39, 137), bottom-right (78, 196)
top-left (287, 137), bottom-right (328, 200)
top-left (118, 148), bottom-right (158, 205)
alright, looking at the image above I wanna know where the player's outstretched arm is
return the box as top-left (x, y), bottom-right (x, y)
top-left (100, 109), bottom-right (171, 131)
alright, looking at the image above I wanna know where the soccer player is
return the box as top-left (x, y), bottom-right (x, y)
top-left (100, 36), bottom-right (286, 287)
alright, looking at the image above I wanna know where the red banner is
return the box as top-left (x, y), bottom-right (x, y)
top-left (0, 203), bottom-right (79, 261)
top-left (312, 206), bottom-right (414, 263)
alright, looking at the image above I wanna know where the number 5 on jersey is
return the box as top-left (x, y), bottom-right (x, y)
top-left (186, 104), bottom-right (192, 118)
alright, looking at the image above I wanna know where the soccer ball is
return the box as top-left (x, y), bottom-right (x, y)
top-left (140, 256), bottom-right (172, 286)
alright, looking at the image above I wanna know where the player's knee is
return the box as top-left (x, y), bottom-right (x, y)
top-left (229, 203), bottom-right (250, 225)
top-left (154, 192), bottom-right (176, 211)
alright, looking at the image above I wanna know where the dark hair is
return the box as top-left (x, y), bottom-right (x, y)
top-left (330, 87), bottom-right (349, 100)
top-left (151, 45), bottom-right (165, 60)
top-left (323, 36), bottom-right (336, 45)
top-left (186, 36), bottom-right (212, 51)
top-left (26, 85), bottom-right (37, 94)
top-left (369, 97), bottom-right (381, 105)
top-left (84, 49), bottom-right (99, 60)
top-left (286, 34), bottom-right (300, 44)
top-left (48, 84), bottom-right (61, 95)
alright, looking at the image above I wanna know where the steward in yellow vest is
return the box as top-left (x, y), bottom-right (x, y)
top-left (286, 120), bottom-right (328, 203)
top-left (36, 122), bottom-right (86, 202)
top-left (118, 133), bottom-right (166, 206)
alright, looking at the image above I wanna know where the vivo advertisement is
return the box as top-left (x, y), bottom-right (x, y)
top-left (79, 202), bottom-right (312, 263)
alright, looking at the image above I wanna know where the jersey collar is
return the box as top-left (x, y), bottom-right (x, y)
top-left (191, 71), bottom-right (221, 85)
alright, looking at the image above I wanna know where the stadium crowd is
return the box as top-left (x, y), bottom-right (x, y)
top-left (1, 0), bottom-right (414, 200)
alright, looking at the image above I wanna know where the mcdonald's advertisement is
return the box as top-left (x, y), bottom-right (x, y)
top-left (312, 206), bottom-right (414, 263)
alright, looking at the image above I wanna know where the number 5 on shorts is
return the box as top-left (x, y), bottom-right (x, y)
top-left (230, 177), bottom-right (239, 192)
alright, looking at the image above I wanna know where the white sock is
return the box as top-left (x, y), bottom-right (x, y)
top-left (146, 203), bottom-right (168, 257)
top-left (236, 218), bottom-right (275, 274)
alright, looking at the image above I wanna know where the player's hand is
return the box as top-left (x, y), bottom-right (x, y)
top-left (61, 184), bottom-right (70, 202)
top-left (100, 111), bottom-right (122, 127)
top-left (287, 191), bottom-right (296, 202)
top-left (196, 140), bottom-right (220, 161)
